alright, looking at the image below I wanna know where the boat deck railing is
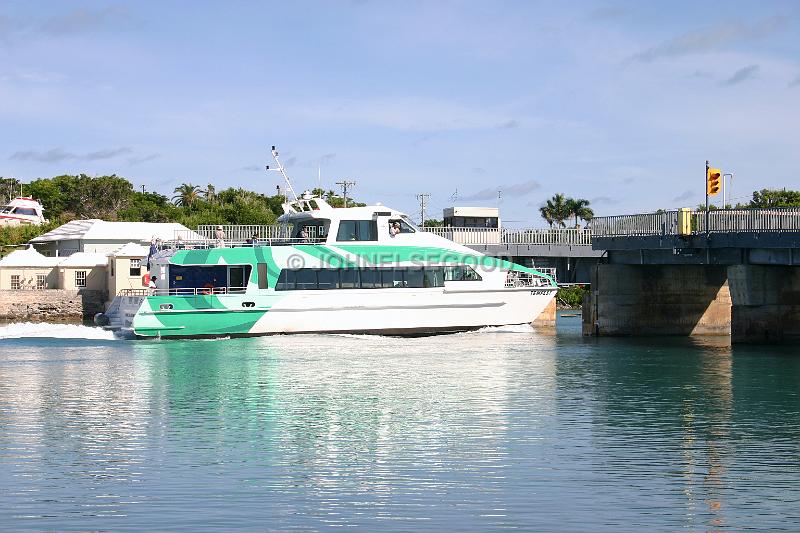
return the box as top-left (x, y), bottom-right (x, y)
top-left (505, 271), bottom-right (555, 288)
top-left (118, 287), bottom-right (248, 297)
top-left (161, 236), bottom-right (324, 250)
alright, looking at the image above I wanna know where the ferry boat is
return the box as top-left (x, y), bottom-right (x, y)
top-left (96, 148), bottom-right (556, 338)
top-left (97, 194), bottom-right (556, 339)
top-left (0, 197), bottom-right (47, 226)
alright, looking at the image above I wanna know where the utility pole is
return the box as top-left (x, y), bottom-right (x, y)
top-left (416, 193), bottom-right (431, 228)
top-left (141, 184), bottom-right (146, 194)
top-left (336, 180), bottom-right (356, 208)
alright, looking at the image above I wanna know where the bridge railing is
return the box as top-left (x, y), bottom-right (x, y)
top-left (424, 226), bottom-right (592, 246)
top-left (592, 208), bottom-right (800, 237)
top-left (589, 212), bottom-right (680, 237)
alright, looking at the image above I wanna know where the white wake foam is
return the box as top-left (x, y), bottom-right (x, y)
top-left (0, 322), bottom-right (117, 340)
top-left (473, 324), bottom-right (535, 334)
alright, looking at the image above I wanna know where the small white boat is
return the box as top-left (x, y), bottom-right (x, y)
top-left (0, 197), bottom-right (48, 227)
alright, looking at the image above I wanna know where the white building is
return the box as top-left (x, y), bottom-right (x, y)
top-left (443, 207), bottom-right (500, 229)
top-left (1, 220), bottom-right (201, 300)
top-left (441, 207), bottom-right (501, 244)
top-left (30, 219), bottom-right (198, 257)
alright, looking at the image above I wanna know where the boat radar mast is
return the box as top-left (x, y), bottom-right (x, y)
top-left (266, 145), bottom-right (299, 202)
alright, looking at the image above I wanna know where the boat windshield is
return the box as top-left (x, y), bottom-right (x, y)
top-left (400, 215), bottom-right (420, 231)
top-left (0, 206), bottom-right (12, 214)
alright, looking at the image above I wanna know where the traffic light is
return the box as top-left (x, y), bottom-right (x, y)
top-left (707, 167), bottom-right (722, 196)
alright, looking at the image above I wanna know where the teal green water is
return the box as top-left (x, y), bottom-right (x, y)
top-left (1, 317), bottom-right (800, 531)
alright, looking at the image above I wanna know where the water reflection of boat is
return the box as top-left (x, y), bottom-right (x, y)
top-left (0, 197), bottom-right (47, 226)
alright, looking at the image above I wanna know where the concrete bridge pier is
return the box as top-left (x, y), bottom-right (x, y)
top-left (582, 264), bottom-right (732, 336)
top-left (728, 265), bottom-right (800, 343)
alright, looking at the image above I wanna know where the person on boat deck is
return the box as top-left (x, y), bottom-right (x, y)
top-left (389, 221), bottom-right (401, 237)
top-left (148, 275), bottom-right (157, 295)
top-left (246, 233), bottom-right (258, 245)
top-left (147, 237), bottom-right (158, 270)
top-left (299, 227), bottom-right (309, 242)
top-left (215, 225), bottom-right (225, 247)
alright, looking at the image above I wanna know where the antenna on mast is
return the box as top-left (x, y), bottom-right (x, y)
top-left (265, 145), bottom-right (299, 202)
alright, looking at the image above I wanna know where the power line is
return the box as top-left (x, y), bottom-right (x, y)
top-left (336, 180), bottom-right (356, 208)
top-left (416, 193), bottom-right (431, 228)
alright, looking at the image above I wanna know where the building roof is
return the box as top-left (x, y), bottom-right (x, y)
top-left (109, 242), bottom-right (150, 257)
top-left (58, 252), bottom-right (108, 267)
top-left (0, 245), bottom-right (61, 267)
top-left (30, 220), bottom-right (199, 243)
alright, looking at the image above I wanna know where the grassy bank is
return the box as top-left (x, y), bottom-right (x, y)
top-left (556, 285), bottom-right (588, 309)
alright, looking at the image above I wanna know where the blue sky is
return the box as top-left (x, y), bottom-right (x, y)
top-left (2, 1), bottom-right (799, 226)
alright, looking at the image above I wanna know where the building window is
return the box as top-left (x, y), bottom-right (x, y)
top-left (130, 258), bottom-right (141, 276)
top-left (36, 274), bottom-right (46, 289)
top-left (75, 270), bottom-right (87, 288)
top-left (10, 275), bottom-right (21, 290)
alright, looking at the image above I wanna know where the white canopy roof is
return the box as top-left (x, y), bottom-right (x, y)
top-left (58, 252), bottom-right (108, 268)
top-left (30, 220), bottom-right (199, 243)
top-left (109, 242), bottom-right (150, 257)
top-left (0, 245), bottom-right (61, 267)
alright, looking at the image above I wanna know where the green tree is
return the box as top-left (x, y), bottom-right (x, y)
top-left (539, 193), bottom-right (570, 227)
top-left (749, 188), bottom-right (800, 208)
top-left (566, 198), bottom-right (593, 227)
top-left (172, 183), bottom-right (203, 206)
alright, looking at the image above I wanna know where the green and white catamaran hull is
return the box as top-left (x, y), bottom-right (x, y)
top-left (104, 243), bottom-right (556, 339)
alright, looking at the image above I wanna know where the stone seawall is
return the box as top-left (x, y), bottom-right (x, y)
top-left (0, 290), bottom-right (106, 321)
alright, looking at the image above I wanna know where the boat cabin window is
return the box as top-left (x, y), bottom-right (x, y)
top-left (169, 264), bottom-right (251, 293)
top-left (292, 219), bottom-right (329, 242)
top-left (0, 206), bottom-right (11, 214)
top-left (276, 267), bottom-right (446, 290)
top-left (13, 207), bottom-right (37, 216)
top-left (336, 220), bottom-right (378, 241)
top-left (388, 219), bottom-right (416, 233)
top-left (444, 265), bottom-right (482, 281)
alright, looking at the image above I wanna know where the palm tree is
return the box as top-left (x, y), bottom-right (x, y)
top-left (566, 198), bottom-right (593, 228)
top-left (205, 184), bottom-right (216, 205)
top-left (172, 183), bottom-right (202, 207)
top-left (539, 193), bottom-right (570, 227)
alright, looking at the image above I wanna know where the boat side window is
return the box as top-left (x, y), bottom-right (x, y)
top-left (292, 219), bottom-right (329, 242)
top-left (424, 268), bottom-right (444, 288)
top-left (295, 269), bottom-right (317, 290)
top-left (388, 219), bottom-right (416, 233)
top-left (444, 265), bottom-right (482, 281)
top-left (14, 207), bottom-right (37, 216)
top-left (339, 268), bottom-right (359, 288)
top-left (336, 220), bottom-right (378, 241)
top-left (405, 268), bottom-right (424, 288)
top-left (274, 267), bottom-right (446, 290)
top-left (276, 269), bottom-right (296, 290)
top-left (359, 268), bottom-right (380, 289)
top-left (317, 269), bottom-right (338, 289)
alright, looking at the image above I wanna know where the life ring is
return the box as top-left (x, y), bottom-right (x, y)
top-left (142, 273), bottom-right (151, 287)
